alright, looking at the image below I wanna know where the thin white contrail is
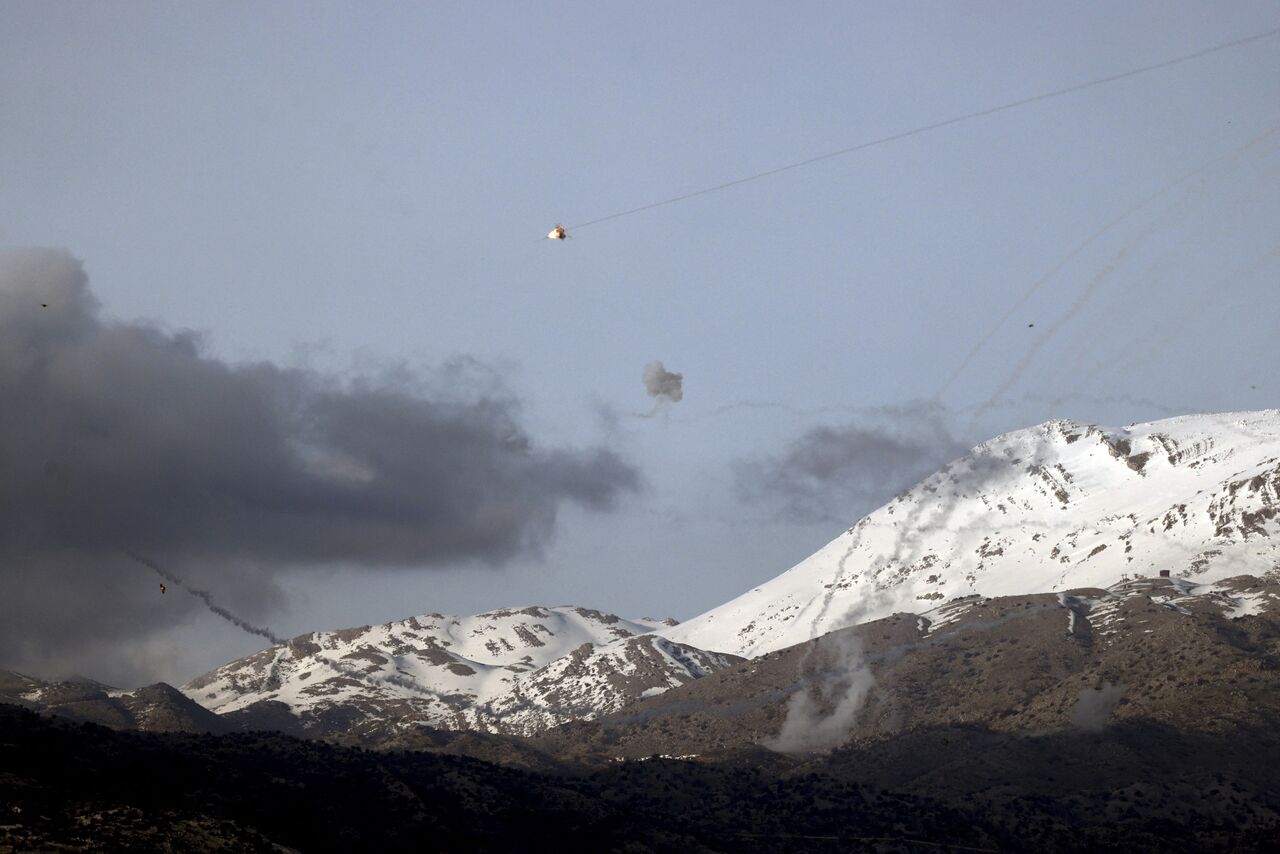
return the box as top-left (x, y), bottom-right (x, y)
top-left (935, 122), bottom-right (1280, 403)
top-left (567, 26), bottom-right (1280, 233)
top-left (1067, 244), bottom-right (1280, 398)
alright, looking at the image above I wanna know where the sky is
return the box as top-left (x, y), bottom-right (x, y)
top-left (2, 1), bottom-right (1279, 687)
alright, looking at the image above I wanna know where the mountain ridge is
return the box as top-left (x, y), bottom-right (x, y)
top-left (15, 409), bottom-right (1280, 745)
top-left (663, 409), bottom-right (1280, 657)
top-left (182, 604), bottom-right (736, 737)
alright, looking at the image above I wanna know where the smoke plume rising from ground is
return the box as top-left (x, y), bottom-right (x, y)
top-left (1071, 682), bottom-right (1126, 732)
top-left (0, 249), bottom-right (640, 684)
top-left (766, 632), bottom-right (874, 753)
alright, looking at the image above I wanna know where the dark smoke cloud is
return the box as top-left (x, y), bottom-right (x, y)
top-left (734, 402), bottom-right (970, 523)
top-left (0, 249), bottom-right (640, 683)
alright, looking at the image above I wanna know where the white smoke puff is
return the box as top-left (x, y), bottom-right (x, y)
top-left (765, 632), bottom-right (874, 753)
top-left (1070, 682), bottom-right (1125, 731)
top-left (642, 361), bottom-right (683, 403)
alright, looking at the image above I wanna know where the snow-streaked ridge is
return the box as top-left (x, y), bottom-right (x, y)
top-left (662, 410), bottom-right (1280, 657)
top-left (182, 605), bottom-right (734, 736)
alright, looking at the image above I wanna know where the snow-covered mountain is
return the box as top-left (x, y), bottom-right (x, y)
top-left (182, 410), bottom-right (1280, 737)
top-left (663, 410), bottom-right (1280, 657)
top-left (183, 605), bottom-right (739, 736)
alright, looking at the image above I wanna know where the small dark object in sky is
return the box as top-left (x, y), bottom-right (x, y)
top-left (41, 303), bottom-right (47, 308)
top-left (1027, 323), bottom-right (1035, 328)
top-left (159, 583), bottom-right (166, 594)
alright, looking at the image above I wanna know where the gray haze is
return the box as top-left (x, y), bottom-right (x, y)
top-left (735, 402), bottom-right (971, 523)
top-left (1071, 681), bottom-right (1127, 731)
top-left (0, 249), bottom-right (638, 684)
top-left (766, 632), bottom-right (875, 753)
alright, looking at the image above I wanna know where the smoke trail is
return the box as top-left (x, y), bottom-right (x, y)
top-left (568, 26), bottom-right (1280, 233)
top-left (935, 195), bottom-right (1174, 402)
top-left (765, 632), bottom-right (874, 753)
top-left (974, 215), bottom-right (1173, 419)
top-left (123, 550), bottom-right (286, 646)
top-left (1054, 245), bottom-right (1280, 406)
top-left (807, 522), bottom-right (872, 639)
top-left (896, 133), bottom-right (1280, 608)
top-left (935, 122), bottom-right (1280, 404)
top-left (975, 391), bottom-right (1182, 418)
top-left (786, 582), bottom-right (896, 752)
top-left (1037, 150), bottom-right (1280, 398)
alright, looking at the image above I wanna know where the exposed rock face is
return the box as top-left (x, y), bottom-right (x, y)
top-left (537, 573), bottom-right (1280, 761)
top-left (663, 411), bottom-right (1280, 657)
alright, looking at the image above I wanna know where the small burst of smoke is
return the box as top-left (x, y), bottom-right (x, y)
top-left (765, 632), bottom-right (874, 753)
top-left (1070, 682), bottom-right (1125, 732)
top-left (124, 551), bottom-right (286, 645)
top-left (639, 360), bottom-right (683, 417)
top-left (643, 361), bottom-right (683, 402)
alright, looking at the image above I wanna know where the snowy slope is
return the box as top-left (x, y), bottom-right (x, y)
top-left (183, 605), bottom-right (737, 736)
top-left (663, 410), bottom-right (1280, 657)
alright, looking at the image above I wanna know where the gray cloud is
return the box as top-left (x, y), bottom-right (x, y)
top-left (734, 402), bottom-right (970, 523)
top-left (0, 249), bottom-right (639, 682)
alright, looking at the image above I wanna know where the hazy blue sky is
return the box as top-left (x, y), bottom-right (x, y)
top-left (3, 1), bottom-right (1279, 685)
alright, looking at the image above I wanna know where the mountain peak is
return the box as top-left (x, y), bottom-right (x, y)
top-left (663, 410), bottom-right (1280, 657)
